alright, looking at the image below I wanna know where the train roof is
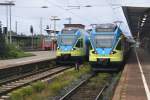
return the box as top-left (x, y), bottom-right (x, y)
top-left (95, 23), bottom-right (116, 28)
top-left (64, 24), bottom-right (85, 29)
top-left (95, 23), bottom-right (117, 32)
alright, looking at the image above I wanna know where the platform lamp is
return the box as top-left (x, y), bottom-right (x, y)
top-left (50, 16), bottom-right (60, 51)
top-left (40, 5), bottom-right (48, 35)
top-left (40, 6), bottom-right (48, 46)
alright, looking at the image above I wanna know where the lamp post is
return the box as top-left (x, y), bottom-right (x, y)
top-left (50, 16), bottom-right (60, 34)
top-left (40, 6), bottom-right (48, 35)
top-left (0, 1), bottom-right (15, 44)
top-left (40, 6), bottom-right (48, 41)
top-left (40, 17), bottom-right (42, 36)
top-left (6, 1), bottom-right (15, 44)
top-left (50, 16), bottom-right (60, 51)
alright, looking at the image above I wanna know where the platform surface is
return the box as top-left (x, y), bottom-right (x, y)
top-left (0, 51), bottom-right (56, 69)
top-left (113, 48), bottom-right (150, 100)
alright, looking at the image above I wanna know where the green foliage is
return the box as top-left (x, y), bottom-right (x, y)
top-left (89, 73), bottom-right (110, 89)
top-left (9, 65), bottom-right (91, 100)
top-left (47, 65), bottom-right (91, 96)
top-left (32, 81), bottom-right (46, 92)
top-left (10, 89), bottom-right (23, 100)
top-left (21, 86), bottom-right (33, 96)
top-left (10, 86), bottom-right (33, 100)
top-left (48, 81), bottom-right (62, 94)
top-left (0, 43), bottom-right (33, 59)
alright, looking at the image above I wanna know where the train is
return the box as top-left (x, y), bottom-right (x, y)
top-left (56, 24), bottom-right (89, 64)
top-left (42, 36), bottom-right (57, 50)
top-left (89, 23), bottom-right (131, 71)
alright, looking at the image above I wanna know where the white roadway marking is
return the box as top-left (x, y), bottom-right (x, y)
top-left (135, 49), bottom-right (150, 100)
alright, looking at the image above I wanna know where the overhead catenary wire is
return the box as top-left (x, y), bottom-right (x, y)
top-left (45, 0), bottom-right (93, 24)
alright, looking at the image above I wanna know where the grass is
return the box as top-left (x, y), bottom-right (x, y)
top-left (88, 73), bottom-right (111, 89)
top-left (9, 86), bottom-right (33, 100)
top-left (32, 81), bottom-right (46, 92)
top-left (0, 44), bottom-right (34, 59)
top-left (9, 64), bottom-right (91, 100)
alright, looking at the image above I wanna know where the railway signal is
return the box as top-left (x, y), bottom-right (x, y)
top-left (30, 25), bottom-right (34, 49)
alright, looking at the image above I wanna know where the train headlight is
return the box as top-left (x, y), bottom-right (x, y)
top-left (110, 51), bottom-right (117, 54)
top-left (72, 48), bottom-right (76, 50)
top-left (92, 51), bottom-right (98, 54)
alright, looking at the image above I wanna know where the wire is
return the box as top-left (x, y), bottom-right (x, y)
top-left (46, 0), bottom-right (93, 24)
top-left (107, 0), bottom-right (132, 35)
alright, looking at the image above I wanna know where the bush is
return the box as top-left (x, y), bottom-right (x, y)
top-left (10, 65), bottom-right (91, 100)
top-left (21, 86), bottom-right (33, 96)
top-left (48, 82), bottom-right (62, 94)
top-left (0, 44), bottom-right (33, 59)
top-left (10, 90), bottom-right (23, 100)
top-left (10, 86), bottom-right (33, 100)
top-left (32, 81), bottom-right (46, 92)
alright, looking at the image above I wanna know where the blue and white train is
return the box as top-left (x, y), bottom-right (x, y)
top-left (89, 23), bottom-right (131, 71)
top-left (56, 24), bottom-right (89, 63)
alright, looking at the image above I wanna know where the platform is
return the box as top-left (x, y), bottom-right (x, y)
top-left (112, 48), bottom-right (150, 100)
top-left (0, 51), bottom-right (56, 70)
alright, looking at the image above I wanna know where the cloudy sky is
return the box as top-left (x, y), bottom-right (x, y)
top-left (0, 0), bottom-right (150, 36)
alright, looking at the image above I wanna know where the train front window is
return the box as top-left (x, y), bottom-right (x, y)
top-left (59, 35), bottom-right (76, 46)
top-left (62, 29), bottom-right (78, 34)
top-left (95, 24), bottom-right (116, 32)
top-left (94, 34), bottom-right (114, 48)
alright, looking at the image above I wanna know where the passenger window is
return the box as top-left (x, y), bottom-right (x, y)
top-left (116, 40), bottom-right (121, 50)
top-left (75, 39), bottom-right (83, 48)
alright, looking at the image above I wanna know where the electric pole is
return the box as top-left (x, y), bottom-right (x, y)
top-left (50, 16), bottom-right (60, 33)
top-left (50, 16), bottom-right (60, 51)
top-left (15, 21), bottom-right (17, 34)
top-left (9, 3), bottom-right (12, 43)
top-left (40, 17), bottom-right (42, 35)
top-left (0, 1), bottom-right (15, 44)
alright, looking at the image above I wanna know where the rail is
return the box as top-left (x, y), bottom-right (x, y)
top-left (0, 66), bottom-right (72, 99)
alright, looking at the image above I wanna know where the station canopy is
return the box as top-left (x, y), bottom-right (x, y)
top-left (122, 7), bottom-right (150, 38)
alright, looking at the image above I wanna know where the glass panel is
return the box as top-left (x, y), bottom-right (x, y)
top-left (93, 34), bottom-right (114, 48)
top-left (116, 40), bottom-right (121, 50)
top-left (96, 28), bottom-right (115, 32)
top-left (75, 39), bottom-right (83, 48)
top-left (59, 35), bottom-right (76, 46)
top-left (95, 24), bottom-right (116, 32)
top-left (61, 29), bottom-right (78, 34)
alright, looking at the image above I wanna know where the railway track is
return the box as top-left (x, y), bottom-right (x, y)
top-left (0, 66), bottom-right (56, 86)
top-left (0, 66), bottom-right (72, 100)
top-left (60, 73), bottom-right (111, 100)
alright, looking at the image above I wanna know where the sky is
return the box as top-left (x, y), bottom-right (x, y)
top-left (0, 0), bottom-right (150, 36)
